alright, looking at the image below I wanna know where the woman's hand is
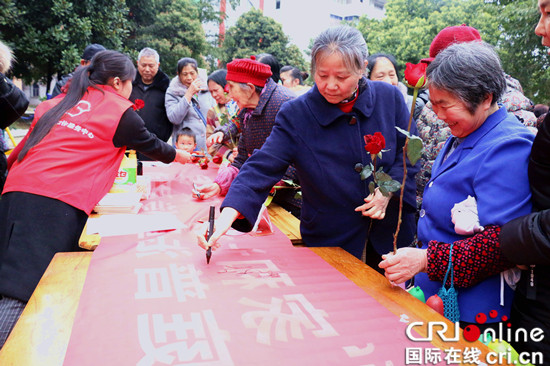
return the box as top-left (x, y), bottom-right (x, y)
top-left (193, 182), bottom-right (221, 200)
top-left (379, 248), bottom-right (428, 285)
top-left (354, 188), bottom-right (391, 220)
top-left (228, 147), bottom-right (238, 163)
top-left (174, 149), bottom-right (191, 164)
top-left (207, 132), bottom-right (224, 147)
top-left (196, 207), bottom-right (240, 251)
top-left (184, 78), bottom-right (202, 102)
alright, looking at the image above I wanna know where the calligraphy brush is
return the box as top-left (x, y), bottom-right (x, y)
top-left (206, 206), bottom-right (215, 264)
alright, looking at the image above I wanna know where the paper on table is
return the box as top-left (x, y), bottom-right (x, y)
top-left (86, 213), bottom-right (186, 237)
top-left (93, 203), bottom-right (142, 215)
top-left (96, 192), bottom-right (142, 206)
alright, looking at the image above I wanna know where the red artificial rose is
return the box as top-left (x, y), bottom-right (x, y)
top-left (364, 132), bottom-right (386, 155)
top-left (404, 62), bottom-right (428, 89)
top-left (132, 99), bottom-right (145, 111)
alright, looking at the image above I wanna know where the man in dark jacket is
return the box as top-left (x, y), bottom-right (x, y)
top-left (51, 43), bottom-right (106, 97)
top-left (130, 48), bottom-right (172, 160)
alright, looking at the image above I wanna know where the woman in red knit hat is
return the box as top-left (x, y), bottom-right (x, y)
top-left (194, 56), bottom-right (301, 216)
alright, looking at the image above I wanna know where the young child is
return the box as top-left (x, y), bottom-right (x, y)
top-left (175, 127), bottom-right (197, 154)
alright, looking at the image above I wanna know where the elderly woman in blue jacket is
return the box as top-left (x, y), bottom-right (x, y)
top-left (165, 57), bottom-right (214, 151)
top-left (380, 41), bottom-right (534, 331)
top-left (197, 26), bottom-right (419, 271)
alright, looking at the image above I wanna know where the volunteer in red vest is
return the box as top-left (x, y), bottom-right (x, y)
top-left (0, 50), bottom-right (191, 348)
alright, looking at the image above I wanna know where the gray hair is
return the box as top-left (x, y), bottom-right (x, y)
top-left (0, 41), bottom-right (13, 74)
top-left (426, 41), bottom-right (506, 114)
top-left (138, 47), bottom-right (160, 63)
top-left (238, 82), bottom-right (263, 95)
top-left (310, 26), bottom-right (368, 77)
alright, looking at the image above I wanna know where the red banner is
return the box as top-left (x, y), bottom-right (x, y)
top-left (63, 164), bottom-right (435, 365)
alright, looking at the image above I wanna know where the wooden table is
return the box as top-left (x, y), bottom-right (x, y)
top-left (0, 246), bottom-right (494, 365)
top-left (266, 203), bottom-right (303, 244)
top-left (0, 162), bottom-right (497, 364)
top-left (78, 203), bottom-right (301, 251)
top-left (0, 252), bottom-right (91, 365)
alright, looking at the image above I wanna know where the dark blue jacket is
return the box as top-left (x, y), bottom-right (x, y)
top-left (222, 78), bottom-right (419, 258)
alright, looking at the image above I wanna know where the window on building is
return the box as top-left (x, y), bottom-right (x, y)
top-left (344, 15), bottom-right (359, 22)
top-left (32, 83), bottom-right (40, 97)
top-left (370, 0), bottom-right (385, 9)
top-left (276, 0), bottom-right (280, 9)
top-left (329, 14), bottom-right (343, 21)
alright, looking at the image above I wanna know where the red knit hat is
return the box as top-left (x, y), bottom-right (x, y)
top-left (421, 24), bottom-right (482, 63)
top-left (226, 56), bottom-right (272, 87)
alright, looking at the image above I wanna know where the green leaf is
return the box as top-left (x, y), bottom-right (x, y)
top-left (368, 181), bottom-right (375, 195)
top-left (379, 185), bottom-right (389, 197)
top-left (294, 191), bottom-right (302, 200)
top-left (395, 126), bottom-right (412, 138)
top-left (407, 135), bottom-right (423, 166)
top-left (375, 171), bottom-right (392, 183)
top-left (380, 179), bottom-right (402, 193)
top-left (360, 165), bottom-right (373, 180)
top-left (414, 75), bottom-right (426, 89)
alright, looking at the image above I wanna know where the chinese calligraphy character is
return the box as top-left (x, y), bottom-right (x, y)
top-left (135, 264), bottom-right (208, 302)
top-left (136, 234), bottom-right (192, 258)
top-left (137, 311), bottom-right (233, 366)
top-left (219, 260), bottom-right (295, 289)
top-left (240, 294), bottom-right (338, 345)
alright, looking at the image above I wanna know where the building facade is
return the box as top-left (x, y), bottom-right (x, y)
top-left (224, 0), bottom-right (386, 55)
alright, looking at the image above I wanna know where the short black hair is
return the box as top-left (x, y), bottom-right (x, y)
top-left (207, 69), bottom-right (227, 88)
top-left (176, 127), bottom-right (196, 143)
top-left (82, 44), bottom-right (106, 61)
top-left (280, 65), bottom-right (308, 85)
top-left (177, 57), bottom-right (198, 74)
top-left (366, 53), bottom-right (399, 79)
top-left (256, 53), bottom-right (280, 83)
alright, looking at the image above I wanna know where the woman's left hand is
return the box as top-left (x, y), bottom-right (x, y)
top-left (354, 188), bottom-right (391, 219)
top-left (379, 248), bottom-right (428, 285)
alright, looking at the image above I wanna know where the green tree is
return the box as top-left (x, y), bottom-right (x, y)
top-left (125, 0), bottom-right (239, 75)
top-left (127, 0), bottom-right (208, 76)
top-left (0, 0), bottom-right (129, 87)
top-left (358, 0), bottom-right (549, 102)
top-left (358, 0), bottom-right (499, 68)
top-left (192, 0), bottom-right (240, 24)
top-left (220, 9), bottom-right (307, 72)
top-left (492, 0), bottom-right (550, 103)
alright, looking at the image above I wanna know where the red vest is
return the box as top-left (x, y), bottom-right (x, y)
top-left (4, 85), bottom-right (133, 214)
